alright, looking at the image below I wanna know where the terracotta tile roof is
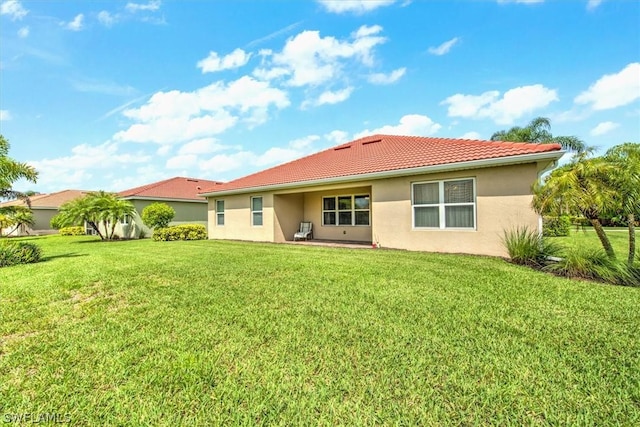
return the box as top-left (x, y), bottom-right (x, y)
top-left (118, 176), bottom-right (223, 201)
top-left (199, 134), bottom-right (563, 194)
top-left (0, 190), bottom-right (92, 209)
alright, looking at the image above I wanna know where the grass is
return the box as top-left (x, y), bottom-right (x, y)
top-left (552, 226), bottom-right (636, 257)
top-left (1, 235), bottom-right (639, 425)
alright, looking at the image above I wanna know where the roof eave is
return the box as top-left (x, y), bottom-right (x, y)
top-left (199, 150), bottom-right (565, 197)
top-left (121, 196), bottom-right (207, 203)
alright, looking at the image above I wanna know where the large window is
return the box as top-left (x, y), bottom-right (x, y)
top-left (216, 200), bottom-right (225, 226)
top-left (251, 196), bottom-right (263, 226)
top-left (412, 178), bottom-right (475, 229)
top-left (322, 194), bottom-right (370, 226)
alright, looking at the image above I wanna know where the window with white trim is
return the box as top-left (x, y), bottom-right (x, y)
top-left (322, 194), bottom-right (370, 226)
top-left (216, 200), bottom-right (225, 226)
top-left (120, 215), bottom-right (131, 225)
top-left (251, 196), bottom-right (263, 226)
top-left (412, 178), bottom-right (475, 229)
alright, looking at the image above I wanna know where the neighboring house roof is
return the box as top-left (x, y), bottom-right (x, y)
top-left (118, 176), bottom-right (223, 202)
top-left (200, 134), bottom-right (563, 196)
top-left (0, 190), bottom-right (92, 209)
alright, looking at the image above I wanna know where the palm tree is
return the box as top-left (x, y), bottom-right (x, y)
top-left (491, 117), bottom-right (586, 153)
top-left (1, 135), bottom-right (38, 209)
top-left (604, 143), bottom-right (640, 266)
top-left (56, 194), bottom-right (105, 239)
top-left (7, 208), bottom-right (35, 236)
top-left (532, 152), bottom-right (617, 259)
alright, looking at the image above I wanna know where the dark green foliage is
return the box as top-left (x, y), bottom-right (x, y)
top-left (502, 226), bottom-right (561, 267)
top-left (0, 241), bottom-right (42, 267)
top-left (141, 202), bottom-right (175, 229)
top-left (59, 226), bottom-right (85, 236)
top-left (543, 246), bottom-right (637, 286)
top-left (543, 216), bottom-right (571, 237)
top-left (152, 224), bottom-right (207, 241)
top-left (50, 214), bottom-right (65, 230)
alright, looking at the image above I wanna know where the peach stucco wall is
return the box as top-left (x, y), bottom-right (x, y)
top-left (207, 162), bottom-right (542, 256)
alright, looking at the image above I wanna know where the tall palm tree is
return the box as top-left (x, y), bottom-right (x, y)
top-left (7, 208), bottom-right (35, 236)
top-left (491, 117), bottom-right (586, 153)
top-left (604, 143), bottom-right (640, 266)
top-left (532, 152), bottom-right (616, 259)
top-left (0, 135), bottom-right (38, 206)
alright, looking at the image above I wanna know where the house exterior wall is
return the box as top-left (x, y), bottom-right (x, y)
top-left (114, 199), bottom-right (208, 238)
top-left (207, 193), bottom-right (275, 242)
top-left (206, 162), bottom-right (542, 257)
top-left (3, 208), bottom-right (58, 236)
top-left (371, 163), bottom-right (539, 257)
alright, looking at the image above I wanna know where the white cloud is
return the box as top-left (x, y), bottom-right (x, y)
top-left (71, 79), bottom-right (137, 96)
top-left (97, 11), bottom-right (117, 27)
top-left (115, 76), bottom-right (289, 144)
top-left (17, 26), bottom-right (28, 38)
top-left (574, 63), bottom-right (640, 110)
top-left (586, 0), bottom-right (602, 10)
top-left (442, 84), bottom-right (558, 125)
top-left (303, 87), bottom-right (354, 108)
top-left (65, 14), bottom-right (84, 31)
top-left (354, 114), bottom-right (441, 139)
top-left (125, 0), bottom-right (161, 13)
top-left (317, 0), bottom-right (396, 14)
top-left (460, 131), bottom-right (482, 140)
top-left (178, 138), bottom-right (234, 155)
top-left (428, 37), bottom-right (460, 56)
top-left (166, 154), bottom-right (197, 169)
top-left (325, 130), bottom-right (349, 144)
top-left (28, 142), bottom-right (151, 190)
top-left (590, 121), bottom-right (619, 136)
top-left (0, 110), bottom-right (12, 121)
top-left (367, 67), bottom-right (406, 85)
top-left (197, 49), bottom-right (252, 73)
top-left (0, 0), bottom-right (28, 20)
top-left (254, 25), bottom-right (387, 87)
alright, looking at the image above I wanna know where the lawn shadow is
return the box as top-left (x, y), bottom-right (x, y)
top-left (42, 253), bottom-right (88, 262)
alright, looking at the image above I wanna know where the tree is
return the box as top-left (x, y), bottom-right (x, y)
top-left (141, 202), bottom-right (175, 229)
top-left (604, 143), bottom-right (640, 266)
top-left (491, 117), bottom-right (586, 153)
top-left (532, 152), bottom-right (617, 259)
top-left (6, 207), bottom-right (35, 236)
top-left (56, 192), bottom-right (135, 240)
top-left (0, 135), bottom-right (38, 210)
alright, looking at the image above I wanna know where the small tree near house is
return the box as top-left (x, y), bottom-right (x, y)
top-left (141, 202), bottom-right (175, 229)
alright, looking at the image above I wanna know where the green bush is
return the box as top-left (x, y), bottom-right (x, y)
top-left (59, 226), bottom-right (85, 236)
top-left (0, 241), bottom-right (43, 267)
top-left (141, 203), bottom-right (175, 229)
top-left (502, 226), bottom-right (561, 267)
top-left (152, 224), bottom-right (207, 241)
top-left (543, 246), bottom-right (635, 285)
top-left (543, 216), bottom-right (572, 237)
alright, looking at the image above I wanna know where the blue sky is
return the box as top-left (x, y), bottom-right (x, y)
top-left (1, 0), bottom-right (639, 193)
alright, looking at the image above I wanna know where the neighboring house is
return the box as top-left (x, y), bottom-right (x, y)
top-left (115, 177), bottom-right (222, 238)
top-left (199, 134), bottom-right (564, 257)
top-left (0, 190), bottom-right (92, 236)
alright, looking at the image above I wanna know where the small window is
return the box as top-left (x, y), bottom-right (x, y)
top-left (251, 196), bottom-right (263, 226)
top-left (412, 178), bottom-right (475, 229)
top-left (216, 200), bottom-right (225, 226)
top-left (120, 214), bottom-right (131, 225)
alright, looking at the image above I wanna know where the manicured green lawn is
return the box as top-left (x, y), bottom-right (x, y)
top-left (551, 226), bottom-right (636, 257)
top-left (1, 236), bottom-right (638, 425)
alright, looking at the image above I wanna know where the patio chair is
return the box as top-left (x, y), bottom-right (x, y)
top-left (293, 222), bottom-right (313, 241)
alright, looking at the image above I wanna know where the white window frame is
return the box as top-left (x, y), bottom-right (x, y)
top-left (215, 200), bottom-right (225, 226)
top-left (412, 178), bottom-right (476, 230)
top-left (251, 196), bottom-right (263, 227)
top-left (120, 214), bottom-right (131, 225)
top-left (322, 194), bottom-right (370, 226)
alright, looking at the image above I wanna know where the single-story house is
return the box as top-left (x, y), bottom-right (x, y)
top-left (0, 190), bottom-right (92, 236)
top-left (115, 176), bottom-right (222, 238)
top-left (199, 134), bottom-right (564, 257)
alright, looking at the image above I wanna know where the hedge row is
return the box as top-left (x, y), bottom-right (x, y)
top-left (152, 224), bottom-right (207, 241)
top-left (0, 241), bottom-right (42, 267)
top-left (59, 226), bottom-right (85, 236)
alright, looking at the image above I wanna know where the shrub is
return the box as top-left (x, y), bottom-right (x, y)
top-left (502, 226), bottom-right (561, 267)
top-left (152, 224), bottom-right (207, 241)
top-left (543, 246), bottom-right (635, 285)
top-left (141, 203), bottom-right (175, 229)
top-left (543, 215), bottom-right (571, 237)
top-left (59, 226), bottom-right (85, 236)
top-left (0, 241), bottom-right (42, 267)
